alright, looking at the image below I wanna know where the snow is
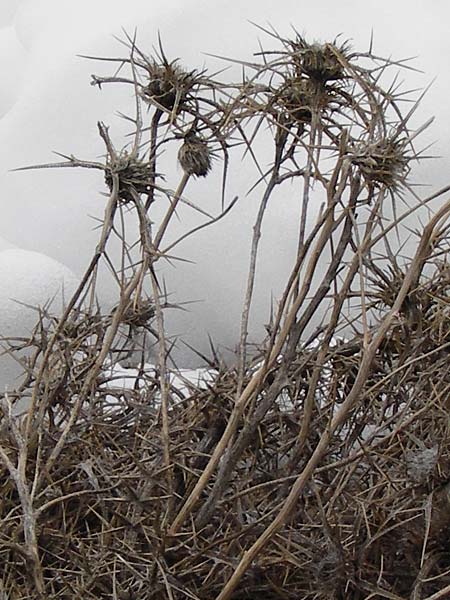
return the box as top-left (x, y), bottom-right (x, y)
top-left (103, 362), bottom-right (216, 407)
top-left (0, 249), bottom-right (79, 390)
top-left (0, 249), bottom-right (78, 330)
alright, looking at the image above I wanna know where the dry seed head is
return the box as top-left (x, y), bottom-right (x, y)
top-left (121, 299), bottom-right (155, 328)
top-left (61, 312), bottom-right (102, 340)
top-left (104, 151), bottom-right (154, 203)
top-left (290, 37), bottom-right (347, 82)
top-left (178, 133), bottom-right (212, 177)
top-left (351, 137), bottom-right (409, 189)
top-left (140, 60), bottom-right (195, 112)
top-left (372, 267), bottom-right (406, 308)
top-left (277, 77), bottom-right (329, 123)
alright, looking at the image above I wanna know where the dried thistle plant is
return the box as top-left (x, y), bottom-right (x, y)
top-left (351, 136), bottom-right (410, 190)
top-left (140, 58), bottom-right (197, 112)
top-left (104, 150), bottom-right (155, 203)
top-left (120, 297), bottom-right (155, 327)
top-left (178, 131), bottom-right (213, 177)
top-left (1, 26), bottom-right (450, 600)
top-left (290, 36), bottom-right (349, 82)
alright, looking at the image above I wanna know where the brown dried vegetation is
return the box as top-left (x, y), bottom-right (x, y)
top-left (2, 27), bottom-right (450, 600)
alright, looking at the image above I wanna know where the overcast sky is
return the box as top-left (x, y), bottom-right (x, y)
top-left (1, 0), bottom-right (449, 364)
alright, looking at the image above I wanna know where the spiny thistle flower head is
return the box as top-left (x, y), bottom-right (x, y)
top-left (351, 136), bottom-right (410, 190)
top-left (104, 151), bottom-right (154, 203)
top-left (289, 36), bottom-right (349, 83)
top-left (277, 76), bottom-right (331, 123)
top-left (371, 266), bottom-right (408, 309)
top-left (178, 132), bottom-right (212, 177)
top-left (121, 299), bottom-right (155, 328)
top-left (140, 59), bottom-right (197, 112)
top-left (60, 311), bottom-right (103, 340)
